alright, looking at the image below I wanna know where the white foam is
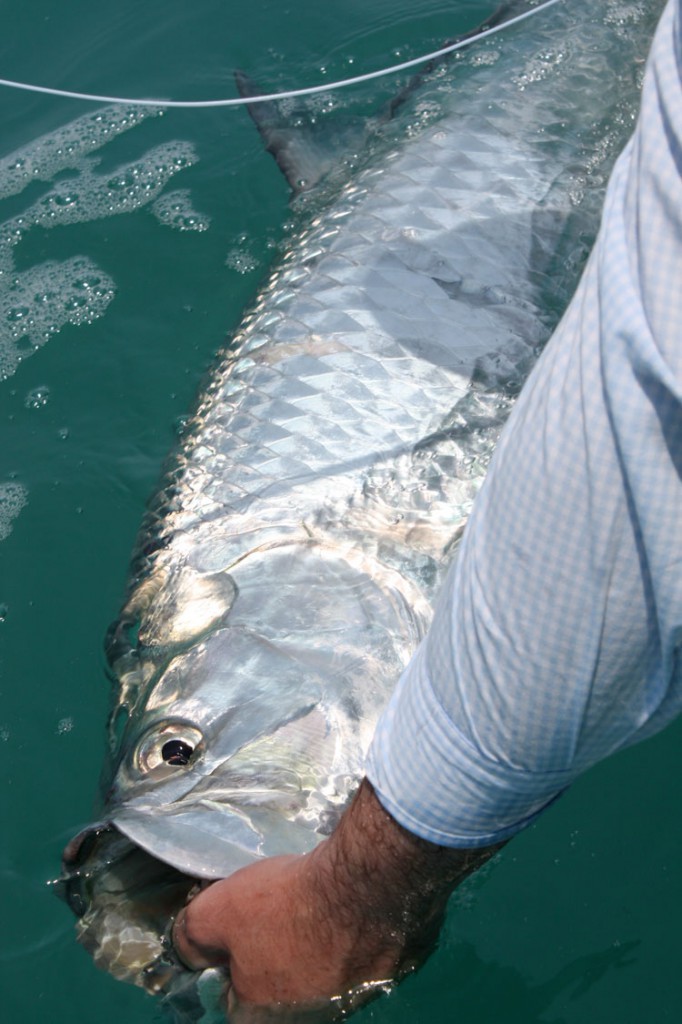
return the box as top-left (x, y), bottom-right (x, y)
top-left (0, 257), bottom-right (115, 380)
top-left (152, 189), bottom-right (210, 231)
top-left (24, 385), bottom-right (50, 409)
top-left (0, 106), bottom-right (162, 201)
top-left (225, 247), bottom-right (260, 274)
top-left (0, 108), bottom-right (200, 380)
top-left (0, 141), bottom-right (198, 249)
top-left (21, 140), bottom-right (198, 228)
top-left (0, 480), bottom-right (28, 541)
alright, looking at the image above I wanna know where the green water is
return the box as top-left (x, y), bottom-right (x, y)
top-left (0, 1), bottom-right (680, 1021)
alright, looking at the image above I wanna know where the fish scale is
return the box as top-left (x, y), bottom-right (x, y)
top-left (57, 0), bottom-right (666, 1012)
top-left (109, 0), bottom-right (661, 815)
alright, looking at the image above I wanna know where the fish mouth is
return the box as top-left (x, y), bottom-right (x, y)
top-left (54, 823), bottom-right (226, 1011)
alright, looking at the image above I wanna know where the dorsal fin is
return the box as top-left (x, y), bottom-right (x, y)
top-left (381, 0), bottom-right (522, 120)
top-left (235, 70), bottom-right (368, 193)
top-left (236, 2), bottom-right (531, 194)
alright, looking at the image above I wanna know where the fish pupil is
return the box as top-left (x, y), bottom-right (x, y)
top-left (161, 739), bottom-right (193, 766)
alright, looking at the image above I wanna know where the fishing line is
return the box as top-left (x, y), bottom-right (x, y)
top-left (0, 0), bottom-right (563, 108)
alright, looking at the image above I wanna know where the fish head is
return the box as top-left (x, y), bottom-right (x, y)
top-left (105, 620), bottom-right (367, 877)
top-left (103, 536), bottom-right (428, 873)
top-left (58, 538), bottom-right (428, 1007)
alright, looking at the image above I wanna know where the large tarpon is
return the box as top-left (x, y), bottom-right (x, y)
top-left (57, 0), bottom-right (664, 1017)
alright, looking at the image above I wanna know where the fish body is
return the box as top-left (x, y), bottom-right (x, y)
top-left (58, 0), bottom-right (663, 1011)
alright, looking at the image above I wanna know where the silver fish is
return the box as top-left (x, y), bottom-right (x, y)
top-left (57, 0), bottom-right (663, 1016)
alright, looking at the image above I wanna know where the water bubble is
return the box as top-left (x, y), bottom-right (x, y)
top-left (53, 190), bottom-right (79, 207)
top-left (152, 189), bottom-right (210, 232)
top-left (7, 306), bottom-right (30, 323)
top-left (14, 335), bottom-right (36, 352)
top-left (225, 248), bottom-right (259, 274)
top-left (514, 48), bottom-right (565, 90)
top-left (470, 49), bottom-right (500, 67)
top-left (0, 725), bottom-right (9, 742)
top-left (24, 385), bottom-right (50, 409)
top-left (174, 414), bottom-right (190, 437)
top-left (0, 603), bottom-right (7, 622)
top-left (57, 426), bottom-right (69, 440)
top-left (56, 716), bottom-right (74, 735)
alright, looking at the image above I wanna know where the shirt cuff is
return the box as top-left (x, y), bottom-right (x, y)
top-left (365, 639), bottom-right (572, 848)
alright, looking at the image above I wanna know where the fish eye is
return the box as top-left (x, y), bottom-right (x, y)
top-left (135, 722), bottom-right (203, 773)
top-left (161, 738), bottom-right (194, 766)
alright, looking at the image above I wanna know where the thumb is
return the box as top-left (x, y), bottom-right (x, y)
top-left (172, 879), bottom-right (234, 970)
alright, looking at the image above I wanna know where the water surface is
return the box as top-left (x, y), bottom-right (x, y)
top-left (0, 2), bottom-right (680, 1022)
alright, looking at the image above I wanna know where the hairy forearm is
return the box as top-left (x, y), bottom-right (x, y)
top-left (311, 779), bottom-right (502, 978)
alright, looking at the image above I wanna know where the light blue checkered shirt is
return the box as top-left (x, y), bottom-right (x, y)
top-left (367, 0), bottom-right (682, 848)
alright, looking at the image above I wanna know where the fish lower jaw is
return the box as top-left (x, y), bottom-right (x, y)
top-left (56, 824), bottom-right (200, 991)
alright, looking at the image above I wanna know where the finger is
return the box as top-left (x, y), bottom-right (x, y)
top-left (172, 904), bottom-right (221, 971)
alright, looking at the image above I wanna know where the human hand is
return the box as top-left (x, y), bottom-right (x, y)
top-left (173, 848), bottom-right (397, 1021)
top-left (172, 780), bottom-right (499, 1021)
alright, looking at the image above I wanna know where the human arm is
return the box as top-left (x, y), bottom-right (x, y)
top-left (366, 0), bottom-right (682, 848)
top-left (173, 778), bottom-right (500, 1015)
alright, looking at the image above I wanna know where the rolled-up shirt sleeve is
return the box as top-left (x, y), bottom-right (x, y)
top-left (367, 0), bottom-right (682, 848)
